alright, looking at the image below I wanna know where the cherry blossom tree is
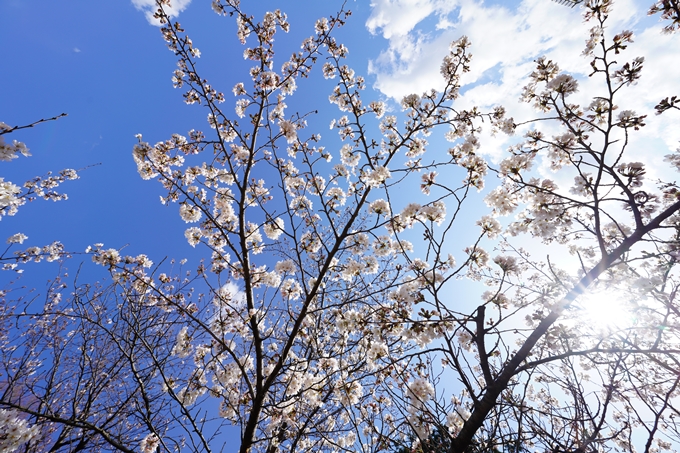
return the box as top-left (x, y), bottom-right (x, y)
top-left (392, 1), bottom-right (680, 451)
top-left (3, 0), bottom-right (680, 453)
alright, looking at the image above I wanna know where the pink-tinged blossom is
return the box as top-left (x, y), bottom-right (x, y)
top-left (179, 203), bottom-right (202, 223)
top-left (300, 231), bottom-right (322, 253)
top-left (232, 82), bottom-right (246, 96)
top-left (314, 17), bottom-right (329, 34)
top-left (322, 62), bottom-right (336, 79)
top-left (401, 203), bottom-right (421, 223)
top-left (340, 259), bottom-right (364, 281)
top-left (446, 406), bottom-right (471, 434)
top-left (140, 434), bottom-right (160, 453)
top-left (133, 254), bottom-right (153, 268)
top-left (401, 94), bottom-right (420, 110)
top-left (213, 282), bottom-right (245, 308)
top-left (280, 279), bottom-right (302, 300)
top-left (290, 195), bottom-right (312, 214)
top-left (172, 326), bottom-right (192, 358)
top-left (387, 214), bottom-right (407, 234)
top-left (546, 74), bottom-right (578, 96)
top-left (419, 201), bottom-right (446, 225)
top-left (347, 232), bottom-right (369, 254)
top-left (235, 99), bottom-right (249, 118)
top-left (499, 153), bottom-right (534, 177)
top-left (261, 271), bottom-right (281, 287)
top-left (0, 178), bottom-right (21, 216)
top-left (407, 137), bottom-right (427, 158)
top-left (184, 227), bottom-right (202, 247)
top-left (0, 409), bottom-right (40, 453)
top-left (91, 247), bottom-right (121, 268)
top-left (336, 309), bottom-right (361, 335)
top-left (457, 330), bottom-right (473, 351)
top-left (664, 148), bottom-right (680, 172)
top-left (583, 26), bottom-right (603, 56)
top-left (617, 109), bottom-right (645, 129)
top-left (364, 255), bottom-right (379, 274)
top-left (547, 132), bottom-right (576, 170)
top-left (369, 199), bottom-right (390, 216)
top-left (485, 187), bottom-right (518, 216)
top-left (407, 378), bottom-right (434, 405)
top-left (465, 246), bottom-right (489, 269)
top-left (379, 115), bottom-right (397, 134)
top-left (0, 135), bottom-right (30, 161)
top-left (231, 144), bottom-right (251, 163)
top-left (373, 235), bottom-right (394, 256)
top-left (6, 232), bottom-right (27, 244)
top-left (340, 143), bottom-right (360, 168)
top-left (308, 175), bottom-right (326, 195)
top-left (477, 215), bottom-right (502, 239)
top-left (335, 381), bottom-right (362, 406)
top-left (8, 241), bottom-right (66, 266)
top-left (263, 217), bottom-right (285, 240)
top-left (421, 172), bottom-right (437, 195)
top-left (275, 259), bottom-right (295, 275)
top-left (493, 255), bottom-right (519, 274)
top-left (571, 174), bottom-right (594, 197)
top-left (325, 187), bottom-right (346, 207)
top-left (279, 120), bottom-right (297, 143)
top-left (245, 223), bottom-right (264, 254)
top-left (367, 341), bottom-right (388, 361)
top-left (369, 100), bottom-right (385, 118)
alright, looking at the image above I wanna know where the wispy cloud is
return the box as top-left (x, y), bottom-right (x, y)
top-left (73, 47), bottom-right (81, 53)
top-left (131, 0), bottom-right (192, 26)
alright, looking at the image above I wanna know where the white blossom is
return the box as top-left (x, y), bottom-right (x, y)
top-left (0, 409), bottom-right (39, 453)
top-left (184, 227), bottom-right (202, 247)
top-left (546, 74), bottom-right (578, 95)
top-left (407, 378), bottom-right (434, 405)
top-left (279, 120), bottom-right (297, 143)
top-left (477, 215), bottom-right (502, 239)
top-left (6, 232), bottom-right (27, 244)
top-left (0, 135), bottom-right (30, 161)
top-left (180, 203), bottom-right (202, 223)
top-left (263, 217), bottom-right (285, 240)
top-left (172, 326), bottom-right (192, 358)
top-left (140, 433), bottom-right (160, 453)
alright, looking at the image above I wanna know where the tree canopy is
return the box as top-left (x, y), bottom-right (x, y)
top-left (2, 1), bottom-right (680, 452)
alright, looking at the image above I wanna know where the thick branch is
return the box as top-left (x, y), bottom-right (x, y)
top-left (450, 198), bottom-right (680, 453)
top-left (474, 306), bottom-right (493, 386)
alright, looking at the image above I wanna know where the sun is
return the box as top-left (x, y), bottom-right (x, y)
top-left (572, 289), bottom-right (637, 333)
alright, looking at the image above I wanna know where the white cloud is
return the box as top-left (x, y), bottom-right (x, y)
top-left (367, 0), bottom-right (591, 100)
top-left (366, 0), bottom-right (454, 39)
top-left (366, 0), bottom-right (680, 164)
top-left (131, 0), bottom-right (192, 26)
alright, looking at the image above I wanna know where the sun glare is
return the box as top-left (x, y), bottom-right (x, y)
top-left (573, 290), bottom-right (637, 333)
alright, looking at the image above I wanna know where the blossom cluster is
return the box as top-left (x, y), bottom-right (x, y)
top-left (1, 119), bottom-right (78, 222)
top-left (0, 409), bottom-right (39, 453)
top-left (0, 169), bottom-right (78, 220)
top-left (3, 240), bottom-right (66, 271)
top-left (0, 123), bottom-right (30, 161)
top-left (139, 433), bottom-right (160, 453)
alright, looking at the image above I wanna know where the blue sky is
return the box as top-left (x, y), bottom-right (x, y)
top-left (1, 0), bottom-right (678, 287)
top-left (1, 1), bottom-right (384, 274)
